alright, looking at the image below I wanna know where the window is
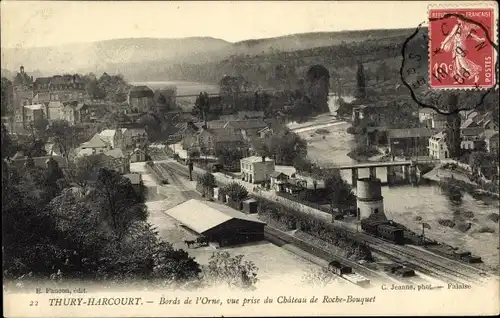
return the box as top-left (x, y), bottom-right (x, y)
top-left (440, 144), bottom-right (443, 150)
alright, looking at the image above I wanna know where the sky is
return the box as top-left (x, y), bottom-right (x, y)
top-left (1, 0), bottom-right (470, 49)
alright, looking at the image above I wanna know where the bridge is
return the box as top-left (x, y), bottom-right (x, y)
top-left (174, 91), bottom-right (339, 99)
top-left (335, 159), bottom-right (441, 186)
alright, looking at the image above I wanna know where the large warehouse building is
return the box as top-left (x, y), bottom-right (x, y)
top-left (165, 199), bottom-right (266, 247)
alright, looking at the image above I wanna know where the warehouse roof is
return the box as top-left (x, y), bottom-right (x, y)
top-left (165, 199), bottom-right (265, 234)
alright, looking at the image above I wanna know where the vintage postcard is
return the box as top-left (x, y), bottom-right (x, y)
top-left (1, 1), bottom-right (499, 317)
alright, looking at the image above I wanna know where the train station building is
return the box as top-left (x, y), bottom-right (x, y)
top-left (165, 199), bottom-right (266, 247)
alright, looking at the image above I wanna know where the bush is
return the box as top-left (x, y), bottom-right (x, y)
top-left (315, 128), bottom-right (330, 135)
top-left (256, 197), bottom-right (372, 261)
top-left (221, 182), bottom-right (248, 202)
top-left (488, 213), bottom-right (499, 223)
top-left (437, 219), bottom-right (455, 228)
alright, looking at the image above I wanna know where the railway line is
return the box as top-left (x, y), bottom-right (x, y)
top-left (157, 160), bottom-right (495, 287)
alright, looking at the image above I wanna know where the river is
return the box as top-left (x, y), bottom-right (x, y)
top-left (139, 81), bottom-right (499, 269)
top-left (305, 95), bottom-right (499, 270)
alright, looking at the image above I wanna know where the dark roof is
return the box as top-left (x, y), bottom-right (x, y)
top-left (461, 127), bottom-right (485, 136)
top-left (128, 85), bottom-right (154, 98)
top-left (270, 171), bottom-right (287, 178)
top-left (224, 119), bottom-right (268, 130)
top-left (202, 128), bottom-right (244, 142)
top-left (387, 128), bottom-right (436, 139)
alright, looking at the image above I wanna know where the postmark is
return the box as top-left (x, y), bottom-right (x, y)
top-left (429, 5), bottom-right (497, 89)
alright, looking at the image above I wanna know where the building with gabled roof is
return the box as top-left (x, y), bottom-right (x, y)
top-left (165, 199), bottom-right (266, 246)
top-left (428, 131), bottom-right (449, 159)
top-left (240, 156), bottom-right (275, 184)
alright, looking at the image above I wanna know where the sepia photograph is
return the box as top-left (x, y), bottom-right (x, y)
top-left (1, 1), bottom-right (499, 316)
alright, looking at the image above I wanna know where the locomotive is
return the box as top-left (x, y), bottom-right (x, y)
top-left (361, 219), bottom-right (405, 245)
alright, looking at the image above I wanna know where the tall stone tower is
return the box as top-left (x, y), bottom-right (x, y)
top-left (356, 177), bottom-right (387, 221)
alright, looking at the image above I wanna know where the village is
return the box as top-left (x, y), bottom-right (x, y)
top-left (2, 59), bottom-right (498, 291)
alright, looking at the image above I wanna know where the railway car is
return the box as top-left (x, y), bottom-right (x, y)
top-left (343, 273), bottom-right (371, 288)
top-left (377, 224), bottom-right (405, 245)
top-left (328, 260), bottom-right (353, 276)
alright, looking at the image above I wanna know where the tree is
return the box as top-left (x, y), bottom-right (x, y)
top-left (66, 155), bottom-right (105, 189)
top-left (376, 61), bottom-right (390, 82)
top-left (47, 120), bottom-right (83, 160)
top-left (202, 252), bottom-right (258, 290)
top-left (445, 94), bottom-right (461, 159)
top-left (355, 61), bottom-right (366, 100)
top-left (1, 123), bottom-right (15, 160)
top-left (215, 147), bottom-right (243, 168)
top-left (197, 172), bottom-right (216, 189)
top-left (221, 182), bottom-right (248, 202)
top-left (1, 77), bottom-right (13, 116)
top-left (258, 128), bottom-right (307, 165)
top-left (86, 169), bottom-right (148, 240)
top-left (324, 173), bottom-right (356, 213)
top-left (137, 113), bottom-right (163, 142)
top-left (193, 92), bottom-right (210, 122)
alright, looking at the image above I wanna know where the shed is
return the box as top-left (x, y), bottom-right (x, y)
top-left (242, 198), bottom-right (259, 214)
top-left (165, 199), bottom-right (266, 246)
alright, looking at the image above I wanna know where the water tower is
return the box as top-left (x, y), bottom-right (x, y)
top-left (356, 178), bottom-right (387, 221)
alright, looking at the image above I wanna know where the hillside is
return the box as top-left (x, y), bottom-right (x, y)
top-left (1, 29), bottom-right (415, 80)
top-left (1, 37), bottom-right (232, 76)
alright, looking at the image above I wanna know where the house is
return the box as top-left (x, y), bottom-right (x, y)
top-left (223, 119), bottom-right (269, 138)
top-left (270, 171), bottom-right (289, 192)
top-left (258, 126), bottom-right (273, 139)
top-left (121, 127), bottom-right (148, 149)
top-left (197, 127), bottom-right (246, 155)
top-left (22, 104), bottom-right (46, 127)
top-left (294, 173), bottom-right (326, 190)
top-left (130, 148), bottom-right (148, 163)
top-left (78, 103), bottom-right (114, 123)
top-left (481, 130), bottom-right (499, 154)
top-left (460, 127), bottom-right (485, 150)
top-left (99, 129), bottom-right (124, 149)
top-left (418, 108), bottom-right (447, 129)
top-left (352, 104), bottom-right (398, 127)
top-left (77, 135), bottom-right (111, 156)
top-left (240, 156), bottom-right (275, 184)
top-left (386, 128), bottom-right (436, 157)
top-left (123, 173), bottom-right (143, 195)
top-left (45, 101), bottom-right (64, 122)
top-left (128, 86), bottom-right (154, 113)
top-left (461, 118), bottom-right (479, 129)
top-left (32, 74), bottom-right (87, 103)
top-left (99, 148), bottom-right (130, 174)
top-left (428, 132), bottom-right (449, 159)
top-left (237, 111), bottom-right (265, 119)
top-left (62, 102), bottom-right (83, 124)
top-left (165, 199), bottom-right (266, 247)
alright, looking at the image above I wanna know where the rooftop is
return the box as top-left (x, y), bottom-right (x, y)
top-left (165, 199), bottom-right (266, 234)
top-left (224, 119), bottom-right (268, 130)
top-left (81, 135), bottom-right (109, 149)
top-left (461, 127), bottom-right (485, 136)
top-left (387, 128), bottom-right (436, 139)
top-left (431, 131), bottom-right (447, 141)
top-left (23, 104), bottom-right (44, 110)
top-left (201, 127), bottom-right (244, 142)
top-left (241, 156), bottom-right (274, 163)
top-left (128, 85), bottom-right (154, 98)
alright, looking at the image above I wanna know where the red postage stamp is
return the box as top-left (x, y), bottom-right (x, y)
top-left (429, 7), bottom-right (497, 89)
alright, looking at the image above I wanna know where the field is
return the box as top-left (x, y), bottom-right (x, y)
top-left (145, 199), bottom-right (325, 289)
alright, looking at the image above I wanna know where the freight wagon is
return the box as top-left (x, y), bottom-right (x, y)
top-left (327, 261), bottom-right (370, 288)
top-left (360, 219), bottom-right (405, 245)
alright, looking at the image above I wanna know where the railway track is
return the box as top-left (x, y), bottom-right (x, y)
top-left (358, 233), bottom-right (491, 285)
top-left (160, 161), bottom-right (494, 286)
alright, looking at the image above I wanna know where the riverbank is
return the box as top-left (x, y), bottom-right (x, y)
top-left (423, 167), bottom-right (499, 199)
